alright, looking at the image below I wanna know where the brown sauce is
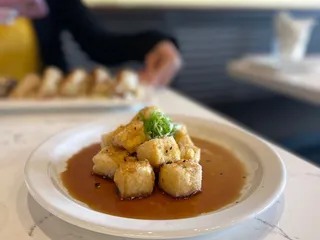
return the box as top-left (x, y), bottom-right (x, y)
top-left (61, 138), bottom-right (246, 220)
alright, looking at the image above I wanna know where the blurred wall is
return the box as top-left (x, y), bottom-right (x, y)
top-left (61, 9), bottom-right (320, 105)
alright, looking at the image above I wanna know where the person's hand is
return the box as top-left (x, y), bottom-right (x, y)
top-left (139, 41), bottom-right (182, 86)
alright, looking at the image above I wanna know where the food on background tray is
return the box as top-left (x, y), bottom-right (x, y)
top-left (10, 73), bottom-right (41, 99)
top-left (0, 77), bottom-right (17, 98)
top-left (1, 66), bottom-right (144, 100)
top-left (92, 106), bottom-right (203, 199)
top-left (90, 67), bottom-right (114, 97)
top-left (37, 67), bottom-right (63, 98)
top-left (115, 70), bottom-right (140, 97)
top-left (60, 69), bottom-right (89, 97)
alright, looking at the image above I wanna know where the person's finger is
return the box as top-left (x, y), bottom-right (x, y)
top-left (155, 55), bottom-right (181, 86)
top-left (154, 64), bottom-right (172, 86)
top-left (149, 60), bottom-right (172, 86)
top-left (138, 70), bottom-right (155, 85)
top-left (156, 49), bottom-right (182, 85)
top-left (141, 53), bottom-right (162, 85)
top-left (144, 49), bottom-right (181, 86)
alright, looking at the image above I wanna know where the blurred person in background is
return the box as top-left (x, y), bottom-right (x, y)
top-left (0, 0), bottom-right (181, 86)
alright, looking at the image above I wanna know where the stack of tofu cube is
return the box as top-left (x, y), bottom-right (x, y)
top-left (92, 107), bottom-right (202, 199)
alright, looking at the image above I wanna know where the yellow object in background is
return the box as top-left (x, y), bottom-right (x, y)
top-left (0, 17), bottom-right (40, 81)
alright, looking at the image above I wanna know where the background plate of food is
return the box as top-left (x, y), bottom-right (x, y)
top-left (24, 107), bottom-right (286, 239)
top-left (0, 66), bottom-right (153, 110)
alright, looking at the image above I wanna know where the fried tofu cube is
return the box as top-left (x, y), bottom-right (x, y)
top-left (113, 121), bottom-right (148, 153)
top-left (114, 160), bottom-right (155, 199)
top-left (174, 125), bottom-right (200, 162)
top-left (174, 124), bottom-right (188, 143)
top-left (179, 141), bottom-right (201, 163)
top-left (159, 160), bottom-right (202, 198)
top-left (101, 125), bottom-right (125, 148)
top-left (124, 156), bottom-right (139, 162)
top-left (92, 146), bottom-right (129, 178)
top-left (131, 106), bottom-right (161, 122)
top-left (137, 136), bottom-right (180, 168)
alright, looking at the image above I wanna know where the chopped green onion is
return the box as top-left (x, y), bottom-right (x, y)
top-left (140, 110), bottom-right (179, 139)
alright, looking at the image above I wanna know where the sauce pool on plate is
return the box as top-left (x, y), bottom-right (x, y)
top-left (61, 137), bottom-right (246, 220)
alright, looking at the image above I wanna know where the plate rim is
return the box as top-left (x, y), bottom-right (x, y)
top-left (24, 114), bottom-right (286, 239)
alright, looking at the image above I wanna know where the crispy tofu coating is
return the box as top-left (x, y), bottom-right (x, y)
top-left (174, 125), bottom-right (200, 162)
top-left (95, 106), bottom-right (203, 201)
top-left (114, 160), bottom-right (155, 199)
top-left (113, 121), bottom-right (148, 153)
top-left (101, 125), bottom-right (125, 148)
top-left (159, 160), bottom-right (202, 198)
top-left (92, 146), bottom-right (129, 179)
top-left (137, 136), bottom-right (180, 168)
top-left (131, 106), bottom-right (161, 122)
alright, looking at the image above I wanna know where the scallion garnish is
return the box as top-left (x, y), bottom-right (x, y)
top-left (140, 110), bottom-right (179, 139)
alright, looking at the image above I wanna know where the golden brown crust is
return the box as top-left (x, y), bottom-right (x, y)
top-left (9, 73), bottom-right (41, 99)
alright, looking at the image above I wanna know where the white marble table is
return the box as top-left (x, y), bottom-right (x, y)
top-left (0, 89), bottom-right (319, 240)
top-left (228, 55), bottom-right (320, 105)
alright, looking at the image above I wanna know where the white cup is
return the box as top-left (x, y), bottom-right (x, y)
top-left (274, 12), bottom-right (316, 66)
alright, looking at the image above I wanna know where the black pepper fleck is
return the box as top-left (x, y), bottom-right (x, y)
top-left (130, 152), bottom-right (137, 157)
top-left (242, 176), bottom-right (246, 179)
top-left (165, 150), bottom-right (168, 153)
top-left (134, 127), bottom-right (136, 130)
top-left (183, 160), bottom-right (186, 163)
top-left (236, 201), bottom-right (239, 204)
top-left (95, 183), bottom-right (101, 188)
top-left (170, 146), bottom-right (172, 150)
top-left (166, 161), bottom-right (172, 164)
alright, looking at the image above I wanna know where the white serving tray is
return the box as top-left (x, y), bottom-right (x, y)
top-left (0, 87), bottom-right (154, 111)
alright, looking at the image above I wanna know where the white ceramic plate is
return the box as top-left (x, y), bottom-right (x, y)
top-left (0, 87), bottom-right (153, 111)
top-left (24, 113), bottom-right (286, 239)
